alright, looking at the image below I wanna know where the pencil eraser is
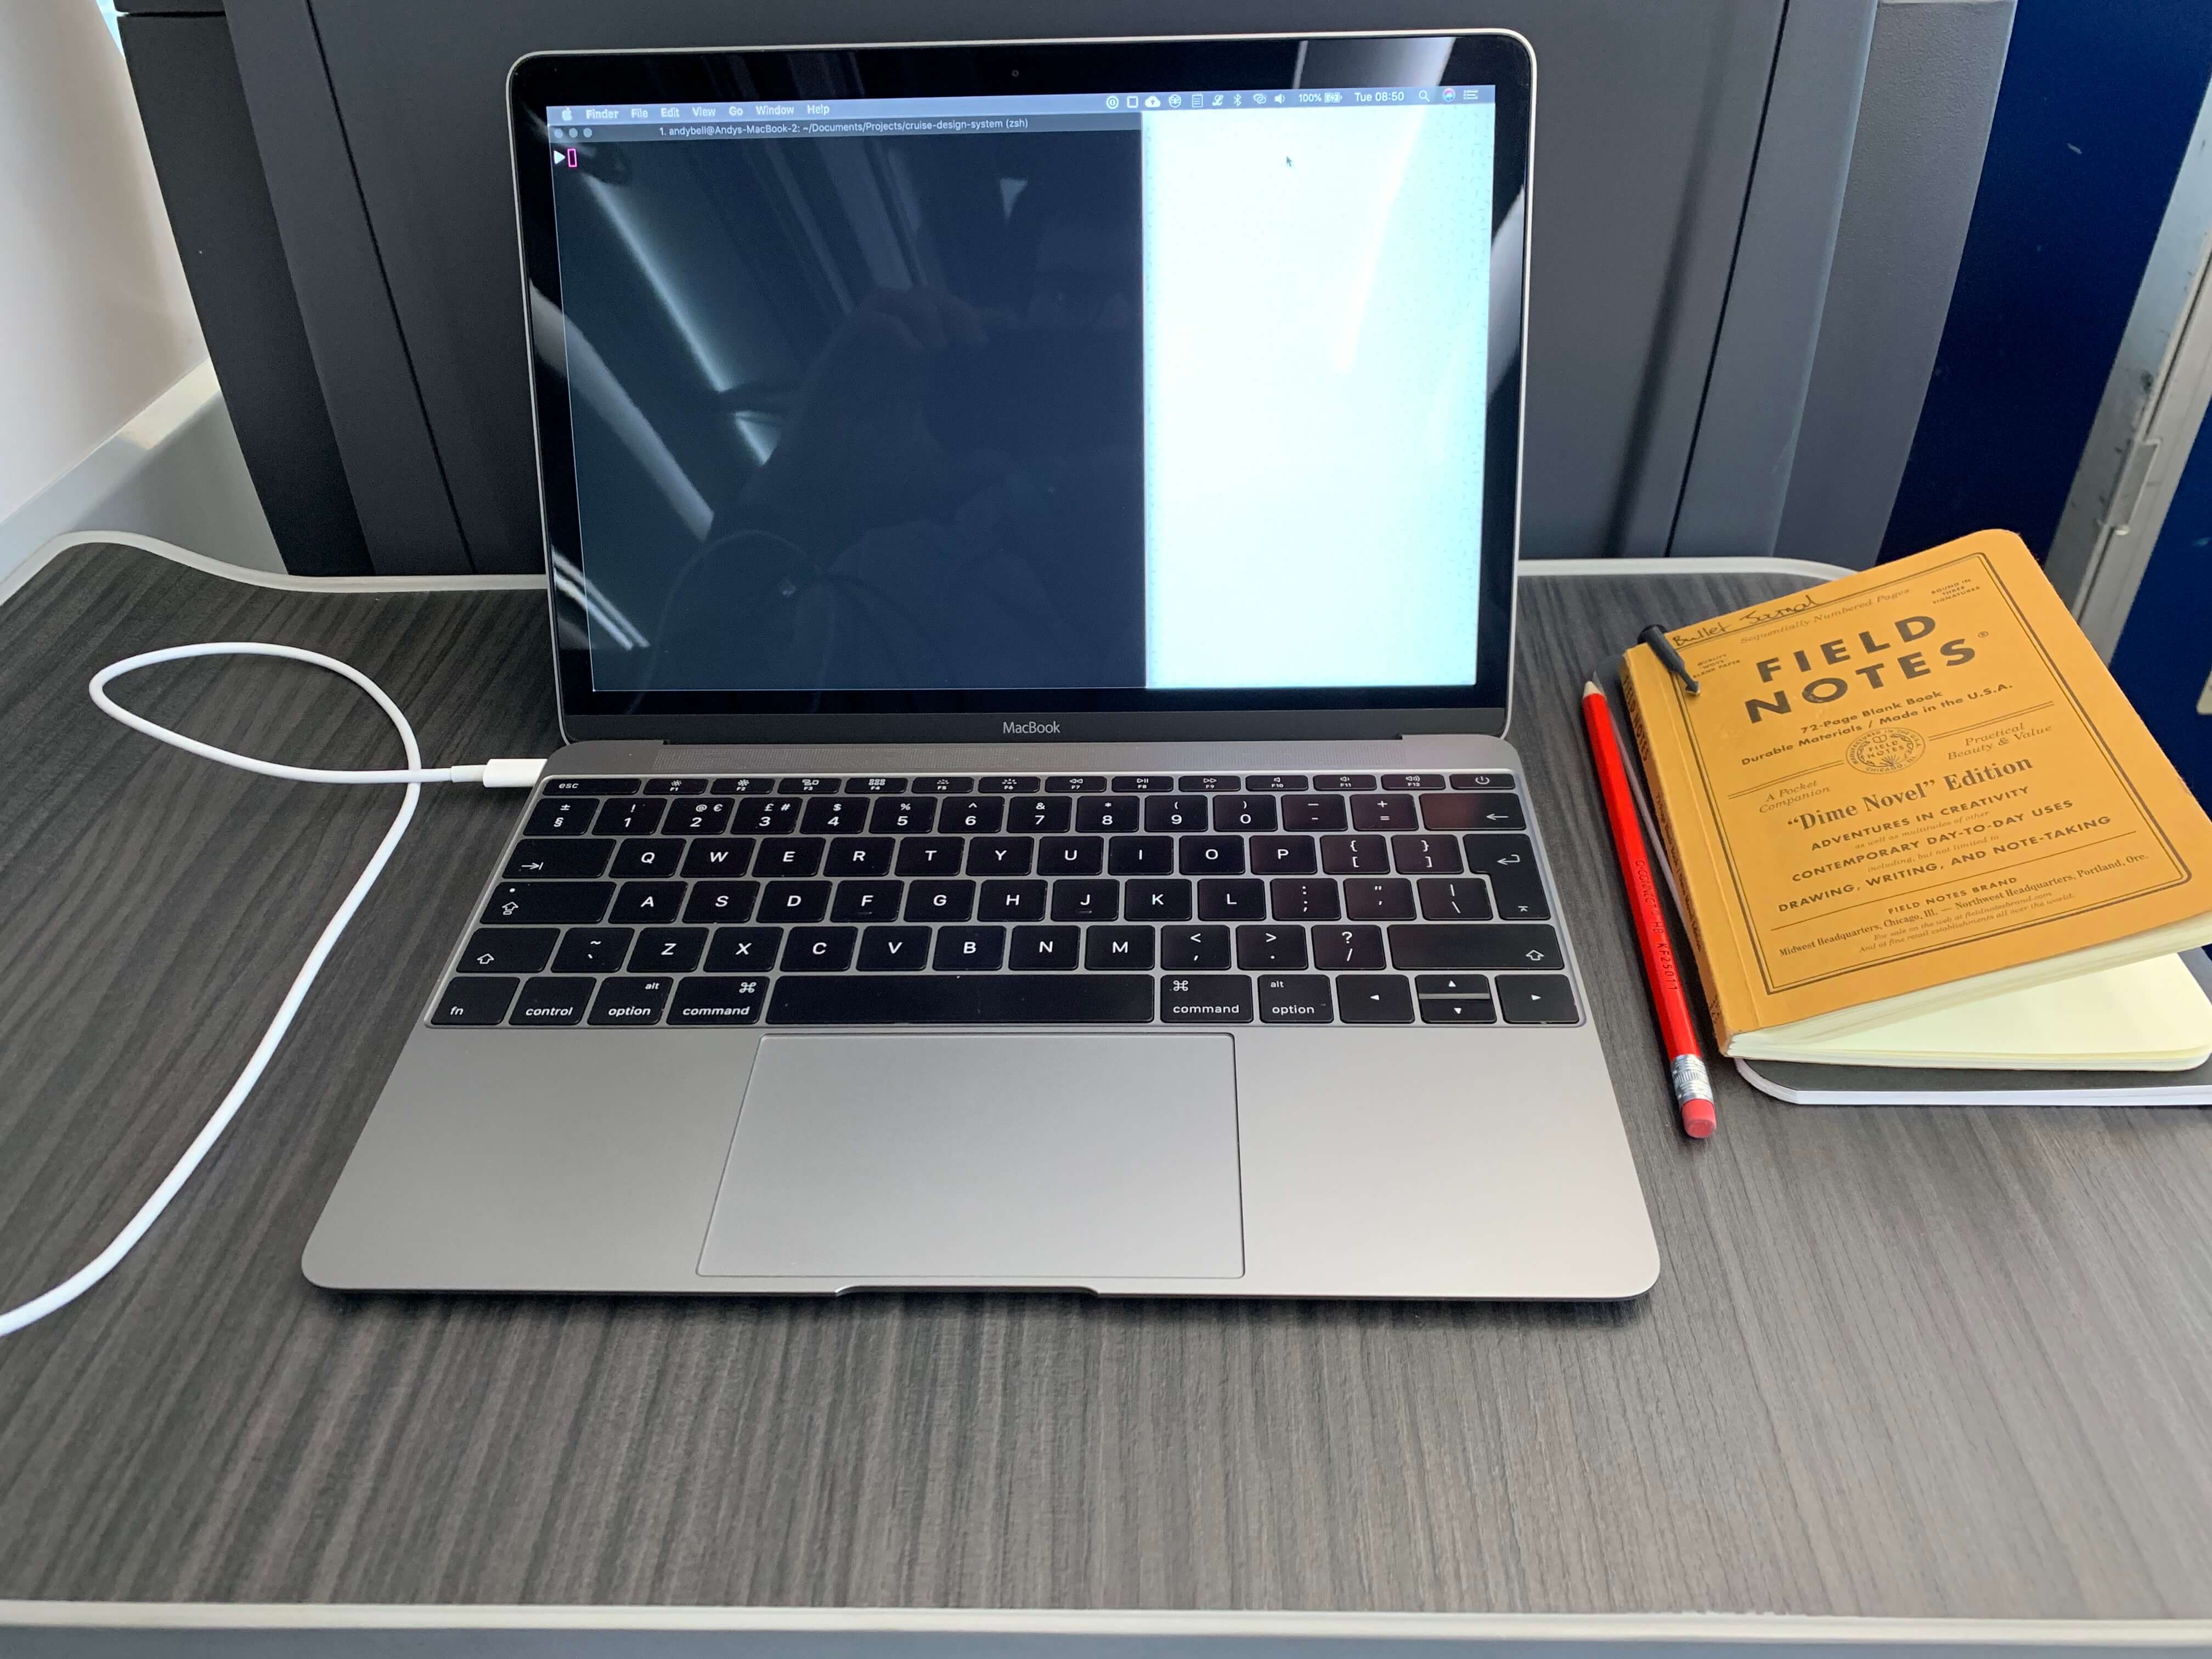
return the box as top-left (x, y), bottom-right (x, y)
top-left (1682, 1098), bottom-right (1716, 1139)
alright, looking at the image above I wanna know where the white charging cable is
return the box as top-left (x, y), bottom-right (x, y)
top-left (0, 642), bottom-right (544, 1339)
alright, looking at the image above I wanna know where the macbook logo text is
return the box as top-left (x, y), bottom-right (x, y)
top-left (1002, 719), bottom-right (1060, 736)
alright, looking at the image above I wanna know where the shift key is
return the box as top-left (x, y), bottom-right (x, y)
top-left (481, 881), bottom-right (613, 925)
top-left (1387, 922), bottom-right (1564, 970)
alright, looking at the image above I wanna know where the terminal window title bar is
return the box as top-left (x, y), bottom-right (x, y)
top-left (543, 85), bottom-right (1496, 133)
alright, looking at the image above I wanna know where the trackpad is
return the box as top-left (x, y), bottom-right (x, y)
top-left (699, 1034), bottom-right (1243, 1282)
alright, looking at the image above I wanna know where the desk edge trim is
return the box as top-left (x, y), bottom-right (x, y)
top-left (0, 1605), bottom-right (2207, 1642)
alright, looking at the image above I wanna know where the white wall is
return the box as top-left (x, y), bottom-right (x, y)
top-left (0, 0), bottom-right (206, 526)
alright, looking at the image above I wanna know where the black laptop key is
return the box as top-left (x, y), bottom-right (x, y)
top-left (894, 837), bottom-right (963, 876)
top-left (540, 776), bottom-right (639, 797)
top-left (906, 879), bottom-right (976, 922)
top-left (459, 927), bottom-right (555, 974)
top-left (1350, 794), bottom-right (1418, 832)
top-left (594, 797), bottom-right (664, 837)
top-left (609, 837), bottom-right (683, 878)
top-left (610, 881), bottom-right (685, 922)
top-left (710, 776), bottom-right (776, 795)
top-left (978, 775), bottom-right (1039, 794)
top-left (1311, 923), bottom-right (1386, 970)
top-left (1244, 774), bottom-right (1309, 792)
top-left (1161, 924), bottom-right (1232, 970)
top-left (912, 776), bottom-right (973, 794)
top-left (1007, 925), bottom-right (1081, 970)
top-left (1343, 878), bottom-right (1417, 921)
top-left (684, 880), bottom-right (759, 924)
top-left (1006, 795), bottom-right (1072, 834)
top-left (1075, 795), bottom-right (1141, 833)
top-left (1235, 924), bottom-right (1308, 971)
top-left (1124, 877), bottom-right (1194, 921)
top-left (509, 977), bottom-right (592, 1026)
top-left (1417, 877), bottom-right (1493, 921)
top-left (1177, 774), bottom-right (1238, 793)
top-left (431, 975), bottom-right (516, 1025)
top-left (844, 775), bottom-right (909, 795)
top-left (1421, 792), bottom-right (1523, 831)
top-left (799, 795), bottom-right (866, 834)
top-left (483, 881), bottom-right (612, 926)
top-left (731, 798), bottom-right (802, 834)
top-left (966, 836), bottom-right (1034, 876)
top-left (1461, 834), bottom-right (1551, 919)
top-left (1045, 775), bottom-right (1107, 793)
top-left (1390, 834), bottom-right (1463, 874)
top-left (769, 974), bottom-right (1153, 1025)
top-left (760, 880), bottom-right (832, 922)
top-left (1381, 772), bottom-right (1447, 791)
top-left (824, 837), bottom-right (894, 878)
top-left (1249, 834), bottom-right (1318, 874)
top-left (504, 838), bottom-right (610, 879)
top-left (553, 927), bottom-right (632, 972)
top-left (777, 776), bottom-right (840, 795)
top-left (1085, 924), bottom-right (1155, 970)
top-left (755, 836), bottom-right (825, 877)
top-left (1041, 836), bottom-right (1105, 876)
top-left (938, 796), bottom-right (1003, 834)
top-left (1338, 974), bottom-right (1415, 1024)
top-left (1050, 878), bottom-right (1118, 921)
top-left (1143, 795), bottom-right (1211, 833)
top-left (1320, 834), bottom-right (1390, 874)
top-left (1196, 878), bottom-right (1265, 920)
top-left (1178, 836), bottom-right (1245, 876)
top-left (1113, 775), bottom-right (1174, 792)
top-left (704, 927), bottom-right (781, 971)
top-left (1107, 835), bottom-right (1175, 874)
top-left (869, 797), bottom-right (937, 834)
top-left (663, 798), bottom-right (730, 836)
top-left (1420, 994), bottom-right (1498, 1025)
top-left (1160, 974), bottom-right (1253, 1025)
top-left (1280, 794), bottom-right (1349, 832)
top-left (1449, 771), bottom-right (1515, 791)
top-left (680, 836), bottom-right (757, 877)
top-left (667, 976), bottom-right (767, 1024)
top-left (1212, 794), bottom-right (1278, 833)
top-left (933, 925), bottom-right (1006, 972)
top-left (1497, 973), bottom-right (1579, 1024)
top-left (640, 777), bottom-right (710, 797)
top-left (781, 926), bottom-right (859, 972)
top-left (1259, 974), bottom-right (1334, 1024)
top-left (1313, 773), bottom-right (1377, 792)
top-left (1269, 878), bottom-right (1340, 920)
top-left (589, 977), bottom-right (672, 1026)
top-left (630, 927), bottom-right (706, 972)
top-left (1387, 923), bottom-right (1565, 971)
top-left (523, 797), bottom-right (593, 837)
top-left (856, 926), bottom-right (931, 970)
top-left (979, 878), bottom-right (1047, 920)
top-left (830, 880), bottom-right (902, 923)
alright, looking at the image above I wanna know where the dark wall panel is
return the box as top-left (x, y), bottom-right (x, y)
top-left (285, 0), bottom-right (1784, 572)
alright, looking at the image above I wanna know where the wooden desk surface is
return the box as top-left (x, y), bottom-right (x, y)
top-left (2, 543), bottom-right (2209, 1621)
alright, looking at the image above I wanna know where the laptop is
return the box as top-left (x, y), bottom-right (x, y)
top-left (303, 29), bottom-right (1660, 1300)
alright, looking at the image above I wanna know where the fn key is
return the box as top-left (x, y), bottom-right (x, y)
top-left (431, 976), bottom-right (515, 1025)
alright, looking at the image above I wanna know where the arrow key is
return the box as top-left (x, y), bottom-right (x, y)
top-left (1336, 973), bottom-right (1414, 1024)
top-left (459, 927), bottom-right (556, 974)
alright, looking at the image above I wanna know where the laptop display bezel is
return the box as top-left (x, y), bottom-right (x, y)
top-left (508, 31), bottom-right (1532, 745)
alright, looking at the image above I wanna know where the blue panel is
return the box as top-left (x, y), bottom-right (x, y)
top-left (2111, 447), bottom-right (2212, 809)
top-left (1880, 1), bottom-right (2212, 563)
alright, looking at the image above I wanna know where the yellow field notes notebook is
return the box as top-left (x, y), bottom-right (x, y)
top-left (1621, 530), bottom-right (2212, 1069)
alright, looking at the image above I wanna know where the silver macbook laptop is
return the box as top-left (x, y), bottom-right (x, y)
top-left (304, 29), bottom-right (1659, 1300)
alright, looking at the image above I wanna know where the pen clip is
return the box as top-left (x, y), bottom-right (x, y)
top-left (1638, 624), bottom-right (1700, 695)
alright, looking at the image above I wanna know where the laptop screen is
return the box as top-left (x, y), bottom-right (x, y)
top-left (511, 39), bottom-right (1530, 735)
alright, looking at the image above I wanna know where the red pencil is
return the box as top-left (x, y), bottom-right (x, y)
top-left (1581, 680), bottom-right (1717, 1139)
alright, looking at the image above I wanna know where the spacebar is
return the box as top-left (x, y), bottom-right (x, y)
top-left (768, 974), bottom-right (1156, 1025)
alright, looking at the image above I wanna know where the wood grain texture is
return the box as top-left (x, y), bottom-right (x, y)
top-left (2, 544), bottom-right (2209, 1617)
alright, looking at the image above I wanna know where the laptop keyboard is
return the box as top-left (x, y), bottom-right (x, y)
top-left (431, 771), bottom-right (1581, 1029)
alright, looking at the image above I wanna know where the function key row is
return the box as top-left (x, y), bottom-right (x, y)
top-left (539, 771), bottom-right (1518, 799)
